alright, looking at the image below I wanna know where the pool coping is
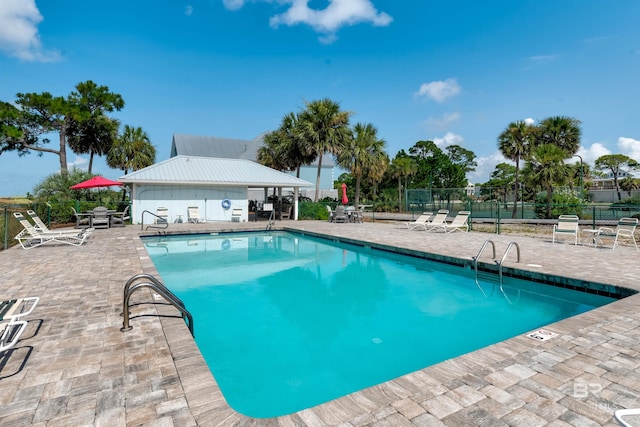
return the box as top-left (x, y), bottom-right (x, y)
top-left (136, 223), bottom-right (640, 425)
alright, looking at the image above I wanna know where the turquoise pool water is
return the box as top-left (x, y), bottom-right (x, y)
top-left (143, 231), bottom-right (616, 418)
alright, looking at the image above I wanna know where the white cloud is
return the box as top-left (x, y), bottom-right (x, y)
top-left (185, 5), bottom-right (194, 16)
top-left (617, 137), bottom-right (640, 161)
top-left (222, 0), bottom-right (245, 11)
top-left (268, 0), bottom-right (392, 42)
top-left (524, 117), bottom-right (535, 126)
top-left (415, 78), bottom-right (461, 103)
top-left (0, 0), bottom-right (60, 61)
top-left (523, 54), bottom-right (559, 70)
top-left (577, 143), bottom-right (611, 165)
top-left (68, 156), bottom-right (88, 170)
top-left (424, 112), bottom-right (460, 129)
top-left (432, 132), bottom-right (464, 148)
top-left (467, 151), bottom-right (506, 184)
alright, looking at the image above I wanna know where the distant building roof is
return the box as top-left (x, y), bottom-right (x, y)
top-left (170, 133), bottom-right (335, 167)
top-left (118, 156), bottom-right (313, 188)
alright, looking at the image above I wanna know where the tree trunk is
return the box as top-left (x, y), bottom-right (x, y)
top-left (511, 160), bottom-right (519, 219)
top-left (88, 150), bottom-right (95, 174)
top-left (315, 153), bottom-right (323, 202)
top-left (397, 178), bottom-right (402, 211)
top-left (58, 129), bottom-right (68, 176)
top-left (355, 174), bottom-right (361, 209)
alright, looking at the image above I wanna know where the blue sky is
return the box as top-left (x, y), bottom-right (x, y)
top-left (1, 0), bottom-right (640, 196)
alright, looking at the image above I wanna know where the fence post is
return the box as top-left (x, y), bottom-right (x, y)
top-left (496, 202), bottom-right (501, 234)
top-left (2, 206), bottom-right (7, 250)
top-left (592, 205), bottom-right (596, 229)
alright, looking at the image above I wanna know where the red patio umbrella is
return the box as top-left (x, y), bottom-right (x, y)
top-left (341, 183), bottom-right (349, 205)
top-left (70, 176), bottom-right (123, 189)
top-left (71, 176), bottom-right (123, 203)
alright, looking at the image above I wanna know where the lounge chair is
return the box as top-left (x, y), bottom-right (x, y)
top-left (110, 206), bottom-right (130, 227)
top-left (615, 408), bottom-right (640, 427)
top-left (0, 317), bottom-right (28, 353)
top-left (0, 297), bottom-right (39, 320)
top-left (92, 206), bottom-right (110, 229)
top-left (420, 209), bottom-right (450, 231)
top-left (27, 210), bottom-right (88, 236)
top-left (231, 208), bottom-right (243, 222)
top-left (187, 206), bottom-right (204, 223)
top-left (13, 212), bottom-right (92, 250)
top-left (430, 211), bottom-right (470, 233)
top-left (594, 217), bottom-right (638, 250)
top-left (552, 214), bottom-right (580, 245)
top-left (156, 207), bottom-right (169, 224)
top-left (405, 212), bottom-right (433, 230)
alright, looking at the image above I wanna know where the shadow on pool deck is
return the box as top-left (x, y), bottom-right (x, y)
top-left (0, 220), bottom-right (639, 426)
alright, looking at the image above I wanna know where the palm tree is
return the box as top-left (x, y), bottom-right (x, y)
top-left (67, 115), bottom-right (120, 173)
top-left (527, 144), bottom-right (570, 218)
top-left (257, 131), bottom-right (288, 171)
top-left (537, 116), bottom-right (581, 155)
top-left (107, 125), bottom-right (155, 201)
top-left (498, 120), bottom-right (533, 218)
top-left (297, 98), bottom-right (352, 201)
top-left (107, 125), bottom-right (155, 174)
top-left (619, 176), bottom-right (640, 198)
top-left (265, 112), bottom-right (316, 177)
top-left (389, 156), bottom-right (417, 211)
top-left (336, 123), bottom-right (387, 209)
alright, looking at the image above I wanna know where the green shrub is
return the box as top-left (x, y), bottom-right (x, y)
top-left (298, 202), bottom-right (329, 220)
top-left (533, 190), bottom-right (586, 219)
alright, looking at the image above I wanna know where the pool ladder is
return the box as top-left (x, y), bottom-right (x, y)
top-left (473, 240), bottom-right (520, 302)
top-left (120, 274), bottom-right (194, 337)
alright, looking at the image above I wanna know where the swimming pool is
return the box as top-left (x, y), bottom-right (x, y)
top-left (143, 231), bottom-right (617, 418)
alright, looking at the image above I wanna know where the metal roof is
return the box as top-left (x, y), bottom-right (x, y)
top-left (170, 133), bottom-right (335, 167)
top-left (118, 156), bottom-right (313, 187)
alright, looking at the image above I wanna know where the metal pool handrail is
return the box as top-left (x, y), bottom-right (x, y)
top-left (120, 273), bottom-right (194, 337)
top-left (141, 210), bottom-right (169, 230)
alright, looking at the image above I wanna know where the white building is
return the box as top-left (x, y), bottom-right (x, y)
top-left (119, 156), bottom-right (312, 224)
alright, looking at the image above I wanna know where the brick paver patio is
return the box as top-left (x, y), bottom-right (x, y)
top-left (0, 220), bottom-right (638, 426)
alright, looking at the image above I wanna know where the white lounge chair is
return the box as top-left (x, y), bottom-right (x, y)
top-left (187, 206), bottom-right (204, 223)
top-left (615, 408), bottom-right (640, 427)
top-left (0, 297), bottom-right (39, 320)
top-left (13, 212), bottom-right (92, 250)
top-left (156, 207), bottom-right (169, 224)
top-left (0, 296), bottom-right (38, 354)
top-left (594, 217), bottom-right (638, 250)
top-left (231, 208), bottom-right (243, 222)
top-left (27, 210), bottom-right (90, 237)
top-left (405, 212), bottom-right (433, 230)
top-left (420, 209), bottom-right (450, 231)
top-left (431, 211), bottom-right (470, 233)
top-left (552, 214), bottom-right (580, 245)
top-left (0, 317), bottom-right (28, 353)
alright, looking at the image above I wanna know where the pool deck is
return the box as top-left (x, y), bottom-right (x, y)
top-left (1, 220), bottom-right (639, 426)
